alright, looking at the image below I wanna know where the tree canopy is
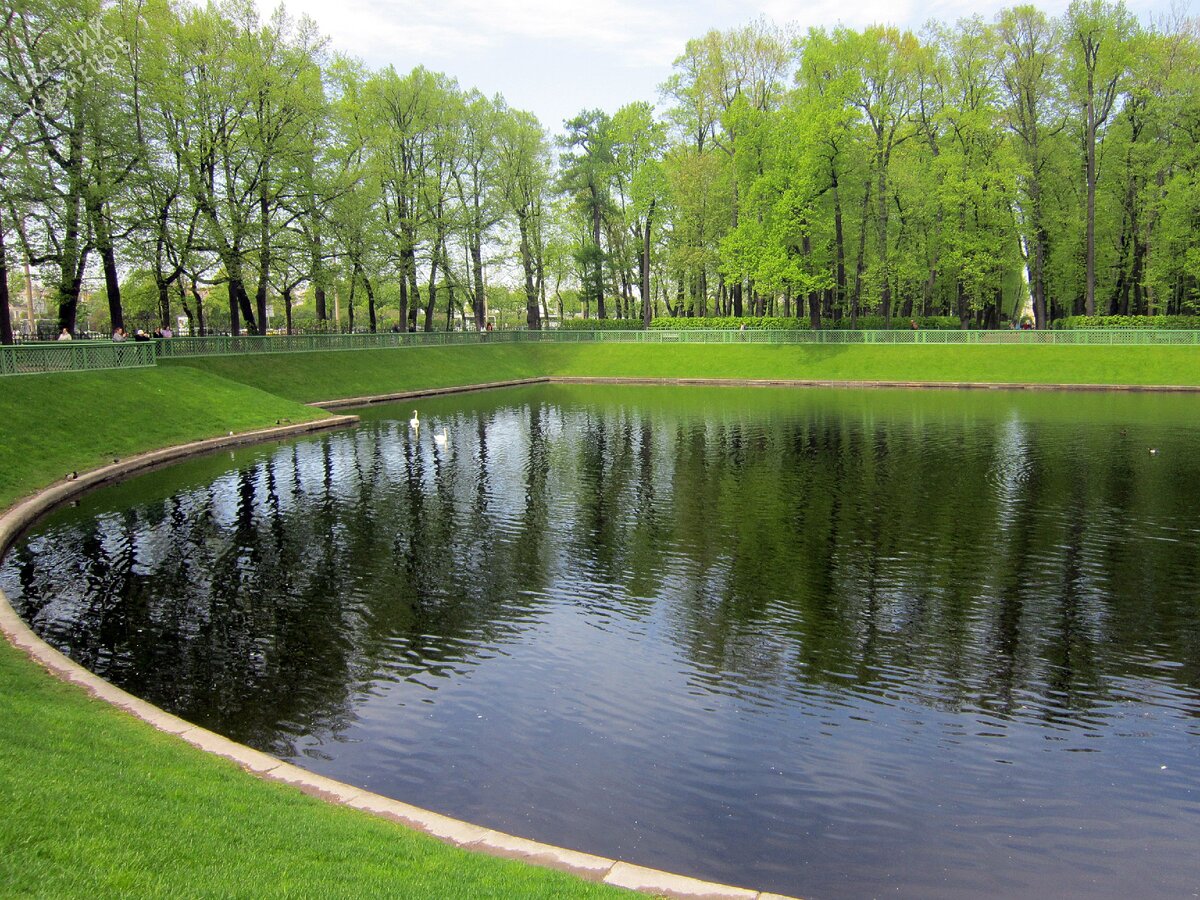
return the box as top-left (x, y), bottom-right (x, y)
top-left (2, 0), bottom-right (1197, 341)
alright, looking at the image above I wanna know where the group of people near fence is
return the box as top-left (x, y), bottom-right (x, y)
top-left (51, 325), bottom-right (174, 341)
top-left (110, 326), bottom-right (171, 342)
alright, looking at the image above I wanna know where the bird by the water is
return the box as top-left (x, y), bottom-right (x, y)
top-left (409, 409), bottom-right (420, 431)
top-left (434, 427), bottom-right (448, 448)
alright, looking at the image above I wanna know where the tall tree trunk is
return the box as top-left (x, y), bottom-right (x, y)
top-left (364, 275), bottom-right (377, 333)
top-left (101, 242), bottom-right (123, 331)
top-left (591, 181), bottom-right (605, 319)
top-left (311, 216), bottom-right (327, 321)
top-left (1028, 178), bottom-right (1050, 328)
top-left (803, 230), bottom-right (820, 330)
top-left (90, 200), bottom-right (124, 333)
top-left (876, 150), bottom-right (892, 326)
top-left (1130, 232), bottom-right (1147, 316)
top-left (178, 279), bottom-right (194, 334)
top-left (56, 184), bottom-right (85, 333)
top-left (519, 217), bottom-right (540, 330)
top-left (408, 264), bottom-right (421, 332)
top-left (424, 240), bottom-right (440, 333)
top-left (191, 281), bottom-right (206, 336)
top-left (256, 182), bottom-right (270, 334)
top-left (1110, 213), bottom-right (1130, 315)
top-left (831, 167), bottom-right (846, 323)
top-left (283, 288), bottom-right (294, 335)
top-left (152, 230), bottom-right (178, 333)
top-left (0, 210), bottom-right (11, 345)
top-left (850, 179), bottom-right (872, 327)
top-left (156, 277), bottom-right (171, 331)
top-left (228, 283), bottom-right (240, 335)
top-left (1084, 79), bottom-right (1098, 316)
top-left (230, 274), bottom-right (257, 335)
top-left (53, 94), bottom-right (87, 335)
top-left (471, 229), bottom-right (486, 331)
top-left (642, 200), bottom-right (655, 329)
top-left (398, 256), bottom-right (410, 332)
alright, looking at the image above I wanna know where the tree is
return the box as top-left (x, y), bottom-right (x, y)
top-left (496, 106), bottom-right (549, 330)
top-left (1064, 0), bottom-right (1137, 315)
top-left (998, 5), bottom-right (1067, 327)
top-left (609, 102), bottom-right (667, 327)
top-left (559, 109), bottom-right (614, 319)
top-left (0, 0), bottom-right (128, 335)
top-left (454, 91), bottom-right (504, 331)
top-left (851, 26), bottom-right (920, 325)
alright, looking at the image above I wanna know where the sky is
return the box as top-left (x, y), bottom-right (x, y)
top-left (283, 0), bottom-right (1181, 136)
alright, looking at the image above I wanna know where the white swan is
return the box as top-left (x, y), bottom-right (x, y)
top-left (434, 427), bottom-right (448, 448)
top-left (409, 409), bottom-right (420, 431)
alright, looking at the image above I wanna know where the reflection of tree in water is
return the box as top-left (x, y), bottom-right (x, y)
top-left (6, 387), bottom-right (1200, 758)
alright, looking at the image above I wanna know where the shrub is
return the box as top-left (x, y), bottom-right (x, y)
top-left (649, 316), bottom-right (810, 330)
top-left (1053, 315), bottom-right (1200, 330)
top-left (849, 315), bottom-right (963, 330)
top-left (558, 318), bottom-right (645, 330)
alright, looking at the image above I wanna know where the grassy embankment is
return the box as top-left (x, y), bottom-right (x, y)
top-left (161, 342), bottom-right (1200, 404)
top-left (4, 342), bottom-right (1200, 896)
top-left (0, 366), bottom-right (619, 898)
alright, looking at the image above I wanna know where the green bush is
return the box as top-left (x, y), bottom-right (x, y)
top-left (849, 315), bottom-right (963, 330)
top-left (1054, 315), bottom-right (1200, 330)
top-left (650, 316), bottom-right (810, 330)
top-left (558, 318), bottom-right (645, 330)
top-left (649, 314), bottom-right (965, 330)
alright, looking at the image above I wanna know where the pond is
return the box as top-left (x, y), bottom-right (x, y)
top-left (4, 384), bottom-right (1200, 899)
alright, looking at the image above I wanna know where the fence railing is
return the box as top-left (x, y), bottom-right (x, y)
top-left (0, 341), bottom-right (158, 376)
top-left (153, 328), bottom-right (1200, 357)
top-left (154, 331), bottom-right (476, 357)
top-left (6, 328), bottom-right (1199, 373)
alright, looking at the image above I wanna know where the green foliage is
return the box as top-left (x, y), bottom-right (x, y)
top-left (4, 0), bottom-right (1200, 344)
top-left (651, 316), bottom-right (810, 330)
top-left (1054, 315), bottom-right (1200, 329)
top-left (852, 316), bottom-right (964, 330)
top-left (645, 315), bottom-right (963, 330)
top-left (558, 318), bottom-right (645, 330)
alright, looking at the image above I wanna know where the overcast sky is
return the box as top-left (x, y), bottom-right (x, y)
top-left (282, 0), bottom-right (1186, 135)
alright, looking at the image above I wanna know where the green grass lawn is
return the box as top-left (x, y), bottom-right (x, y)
top-left (0, 642), bottom-right (617, 898)
top-left (0, 367), bottom-right (327, 511)
top-left (162, 343), bottom-right (1200, 404)
top-left (4, 342), bottom-right (1200, 897)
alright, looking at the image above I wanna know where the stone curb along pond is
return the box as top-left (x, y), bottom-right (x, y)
top-left (0, 411), bottom-right (799, 900)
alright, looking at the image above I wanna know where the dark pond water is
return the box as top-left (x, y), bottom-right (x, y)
top-left (4, 385), bottom-right (1200, 899)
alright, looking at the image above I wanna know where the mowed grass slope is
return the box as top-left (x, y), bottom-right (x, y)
top-left (0, 642), bottom-right (619, 898)
top-left (162, 342), bottom-right (1200, 404)
top-left (0, 367), bottom-right (326, 510)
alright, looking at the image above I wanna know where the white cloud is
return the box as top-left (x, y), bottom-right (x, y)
top-left (287, 0), bottom-right (687, 68)
top-left (277, 0), bottom-right (1185, 134)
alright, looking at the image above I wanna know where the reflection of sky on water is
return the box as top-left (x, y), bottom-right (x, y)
top-left (4, 385), bottom-right (1200, 899)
